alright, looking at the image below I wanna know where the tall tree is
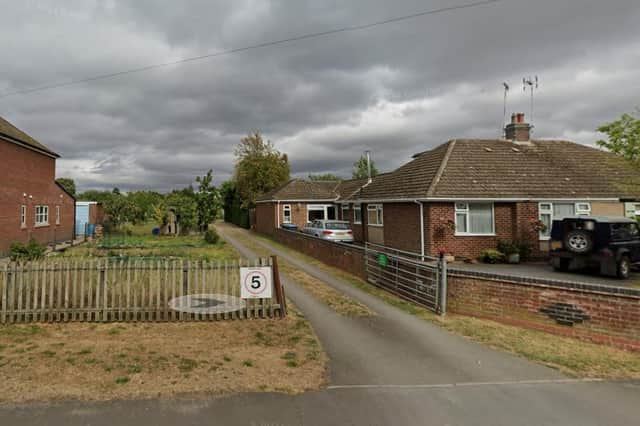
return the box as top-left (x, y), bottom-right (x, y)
top-left (308, 173), bottom-right (342, 181)
top-left (55, 178), bottom-right (76, 196)
top-left (195, 169), bottom-right (220, 231)
top-left (234, 132), bottom-right (290, 207)
top-left (352, 155), bottom-right (379, 179)
top-left (597, 110), bottom-right (640, 165)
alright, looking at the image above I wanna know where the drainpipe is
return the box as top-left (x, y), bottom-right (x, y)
top-left (414, 200), bottom-right (425, 262)
top-left (276, 201), bottom-right (280, 230)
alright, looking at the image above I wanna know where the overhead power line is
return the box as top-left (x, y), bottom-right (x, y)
top-left (0, 0), bottom-right (502, 99)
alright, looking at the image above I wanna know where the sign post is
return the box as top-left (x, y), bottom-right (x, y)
top-left (240, 266), bottom-right (273, 299)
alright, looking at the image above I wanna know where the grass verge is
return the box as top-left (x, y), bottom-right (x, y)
top-left (228, 226), bottom-right (640, 379)
top-left (0, 304), bottom-right (327, 403)
top-left (217, 224), bottom-right (372, 317)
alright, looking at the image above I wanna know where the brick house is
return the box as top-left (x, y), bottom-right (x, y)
top-left (255, 113), bottom-right (640, 259)
top-left (0, 116), bottom-right (76, 255)
top-left (255, 179), bottom-right (367, 236)
top-left (342, 113), bottom-right (640, 259)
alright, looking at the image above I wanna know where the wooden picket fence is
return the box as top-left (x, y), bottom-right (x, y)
top-left (0, 258), bottom-right (286, 324)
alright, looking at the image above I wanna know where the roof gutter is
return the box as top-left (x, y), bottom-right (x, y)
top-left (347, 197), bottom-right (623, 203)
top-left (0, 134), bottom-right (59, 158)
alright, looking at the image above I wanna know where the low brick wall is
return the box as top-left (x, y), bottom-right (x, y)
top-left (271, 229), bottom-right (367, 280)
top-left (447, 269), bottom-right (640, 352)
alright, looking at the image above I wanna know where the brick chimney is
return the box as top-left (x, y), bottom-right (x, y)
top-left (505, 112), bottom-right (531, 142)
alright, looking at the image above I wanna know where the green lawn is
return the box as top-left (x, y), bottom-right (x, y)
top-left (57, 223), bottom-right (239, 262)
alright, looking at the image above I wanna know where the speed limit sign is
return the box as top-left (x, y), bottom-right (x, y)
top-left (240, 267), bottom-right (273, 299)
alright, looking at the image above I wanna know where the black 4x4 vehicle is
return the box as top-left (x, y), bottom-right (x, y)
top-left (549, 216), bottom-right (640, 279)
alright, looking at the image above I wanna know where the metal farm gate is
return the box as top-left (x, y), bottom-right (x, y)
top-left (364, 243), bottom-right (447, 315)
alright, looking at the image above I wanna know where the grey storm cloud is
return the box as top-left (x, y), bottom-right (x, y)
top-left (1, 0), bottom-right (639, 191)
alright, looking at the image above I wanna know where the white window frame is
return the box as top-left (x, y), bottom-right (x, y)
top-left (454, 202), bottom-right (495, 236)
top-left (341, 204), bottom-right (349, 221)
top-left (282, 204), bottom-right (292, 224)
top-left (353, 205), bottom-right (362, 224)
top-left (21, 205), bottom-right (27, 228)
top-left (367, 204), bottom-right (384, 226)
top-left (56, 205), bottom-right (61, 225)
top-left (538, 201), bottom-right (591, 240)
top-left (35, 205), bottom-right (49, 226)
top-left (306, 204), bottom-right (335, 222)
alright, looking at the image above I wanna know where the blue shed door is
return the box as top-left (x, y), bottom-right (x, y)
top-left (75, 205), bottom-right (90, 235)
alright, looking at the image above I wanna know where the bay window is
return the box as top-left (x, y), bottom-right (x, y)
top-left (455, 203), bottom-right (494, 235)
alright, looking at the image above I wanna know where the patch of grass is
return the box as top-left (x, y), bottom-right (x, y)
top-left (77, 348), bottom-right (92, 355)
top-left (41, 350), bottom-right (56, 358)
top-left (242, 360), bottom-right (254, 367)
top-left (223, 355), bottom-right (232, 362)
top-left (281, 351), bottom-right (297, 360)
top-left (115, 376), bottom-right (130, 385)
top-left (127, 364), bottom-right (142, 374)
top-left (286, 360), bottom-right (299, 368)
top-left (178, 358), bottom-right (198, 373)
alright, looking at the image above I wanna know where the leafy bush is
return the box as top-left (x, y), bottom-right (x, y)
top-left (203, 228), bottom-right (220, 245)
top-left (497, 241), bottom-right (519, 255)
top-left (515, 239), bottom-right (533, 261)
top-left (9, 238), bottom-right (46, 262)
top-left (480, 249), bottom-right (504, 264)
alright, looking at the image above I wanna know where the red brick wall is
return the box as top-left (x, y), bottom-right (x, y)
top-left (272, 228), bottom-right (366, 279)
top-left (447, 271), bottom-right (640, 352)
top-left (0, 140), bottom-right (75, 255)
top-left (383, 203), bottom-right (421, 253)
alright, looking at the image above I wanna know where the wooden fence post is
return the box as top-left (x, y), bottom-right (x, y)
top-left (271, 255), bottom-right (287, 317)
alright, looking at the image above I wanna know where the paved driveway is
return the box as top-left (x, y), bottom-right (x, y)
top-left (1, 225), bottom-right (638, 426)
top-left (450, 260), bottom-right (640, 288)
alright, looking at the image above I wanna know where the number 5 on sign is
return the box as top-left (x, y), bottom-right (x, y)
top-left (240, 267), bottom-right (273, 299)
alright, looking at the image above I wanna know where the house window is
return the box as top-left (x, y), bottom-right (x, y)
top-left (353, 205), bottom-right (362, 224)
top-left (21, 205), bottom-right (26, 228)
top-left (455, 203), bottom-right (494, 235)
top-left (35, 205), bottom-right (49, 226)
top-left (367, 204), bottom-right (383, 226)
top-left (56, 206), bottom-right (61, 225)
top-left (307, 205), bottom-right (336, 222)
top-left (341, 204), bottom-right (349, 221)
top-left (538, 202), bottom-right (591, 239)
top-left (282, 205), bottom-right (292, 224)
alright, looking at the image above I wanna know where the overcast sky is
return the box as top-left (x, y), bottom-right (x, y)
top-left (1, 0), bottom-right (639, 192)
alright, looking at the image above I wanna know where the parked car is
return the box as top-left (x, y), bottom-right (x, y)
top-left (549, 216), bottom-right (640, 279)
top-left (302, 220), bottom-right (354, 242)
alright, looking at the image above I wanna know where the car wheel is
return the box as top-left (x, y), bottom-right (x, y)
top-left (564, 230), bottom-right (593, 254)
top-left (617, 256), bottom-right (631, 279)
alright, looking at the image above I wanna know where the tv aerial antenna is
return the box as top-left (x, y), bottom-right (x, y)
top-left (523, 76), bottom-right (539, 130)
top-left (502, 82), bottom-right (509, 137)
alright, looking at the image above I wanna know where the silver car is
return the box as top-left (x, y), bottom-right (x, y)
top-left (303, 220), bottom-right (354, 242)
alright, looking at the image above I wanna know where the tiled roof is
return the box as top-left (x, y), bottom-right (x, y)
top-left (0, 116), bottom-right (59, 157)
top-left (256, 178), bottom-right (372, 202)
top-left (256, 179), bottom-right (341, 201)
top-left (353, 139), bottom-right (640, 200)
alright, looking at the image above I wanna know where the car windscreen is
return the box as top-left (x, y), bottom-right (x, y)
top-left (325, 222), bottom-right (349, 230)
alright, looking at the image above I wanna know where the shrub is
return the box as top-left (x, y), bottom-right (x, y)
top-left (480, 249), bottom-right (504, 264)
top-left (9, 238), bottom-right (46, 262)
top-left (515, 239), bottom-right (533, 261)
top-left (497, 241), bottom-right (519, 255)
top-left (203, 228), bottom-right (220, 245)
